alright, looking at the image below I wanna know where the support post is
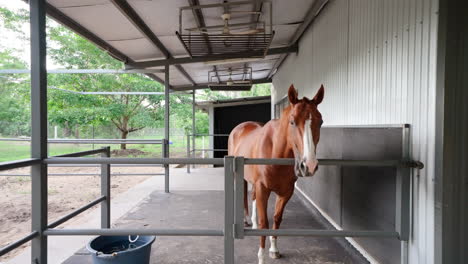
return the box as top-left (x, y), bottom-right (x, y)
top-left (234, 157), bottom-right (244, 239)
top-left (397, 126), bottom-right (411, 264)
top-left (224, 157), bottom-right (235, 264)
top-left (30, 0), bottom-right (48, 262)
top-left (164, 64), bottom-right (170, 193)
top-left (187, 134), bottom-right (191, 173)
top-left (101, 147), bottom-right (111, 228)
top-left (192, 89), bottom-right (196, 169)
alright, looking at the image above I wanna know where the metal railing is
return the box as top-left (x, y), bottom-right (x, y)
top-left (0, 153), bottom-right (418, 263)
top-left (0, 147), bottom-right (112, 257)
top-left (186, 134), bottom-right (229, 172)
top-left (0, 138), bottom-right (168, 176)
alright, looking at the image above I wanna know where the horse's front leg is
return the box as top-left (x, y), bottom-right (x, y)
top-left (255, 183), bottom-right (271, 264)
top-left (244, 180), bottom-right (251, 226)
top-left (269, 190), bottom-right (293, 259)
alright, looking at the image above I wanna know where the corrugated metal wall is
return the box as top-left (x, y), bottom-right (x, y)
top-left (272, 0), bottom-right (439, 263)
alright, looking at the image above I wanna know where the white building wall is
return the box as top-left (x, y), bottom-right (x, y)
top-left (272, 0), bottom-right (439, 263)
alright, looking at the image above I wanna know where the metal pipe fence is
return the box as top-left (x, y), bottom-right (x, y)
top-left (0, 152), bottom-right (418, 263)
top-left (186, 133), bottom-right (229, 172)
top-left (0, 137), bottom-right (169, 176)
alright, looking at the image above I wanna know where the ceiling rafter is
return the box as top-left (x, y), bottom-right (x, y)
top-left (44, 3), bottom-right (167, 86)
top-left (127, 45), bottom-right (297, 68)
top-left (110, 0), bottom-right (196, 86)
top-left (172, 78), bottom-right (271, 92)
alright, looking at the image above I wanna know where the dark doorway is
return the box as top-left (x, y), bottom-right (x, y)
top-left (213, 102), bottom-right (271, 159)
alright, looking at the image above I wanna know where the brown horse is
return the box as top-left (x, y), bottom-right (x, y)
top-left (228, 84), bottom-right (324, 264)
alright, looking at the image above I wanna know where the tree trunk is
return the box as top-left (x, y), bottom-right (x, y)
top-left (75, 125), bottom-right (80, 139)
top-left (121, 130), bottom-right (128, 149)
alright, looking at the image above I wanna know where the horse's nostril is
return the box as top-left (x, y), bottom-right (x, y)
top-left (300, 161), bottom-right (306, 170)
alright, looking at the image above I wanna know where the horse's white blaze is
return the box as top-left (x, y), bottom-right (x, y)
top-left (251, 200), bottom-right (258, 229)
top-left (269, 236), bottom-right (278, 253)
top-left (303, 117), bottom-right (316, 163)
top-left (258, 247), bottom-right (265, 264)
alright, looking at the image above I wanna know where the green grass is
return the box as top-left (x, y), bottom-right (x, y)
top-left (0, 136), bottom-right (207, 162)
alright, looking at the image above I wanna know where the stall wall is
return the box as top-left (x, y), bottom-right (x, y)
top-left (272, 0), bottom-right (439, 263)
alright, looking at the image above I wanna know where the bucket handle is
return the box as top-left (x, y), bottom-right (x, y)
top-left (129, 235), bottom-right (140, 243)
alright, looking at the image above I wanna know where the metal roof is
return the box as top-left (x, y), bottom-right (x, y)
top-left (44, 0), bottom-right (328, 91)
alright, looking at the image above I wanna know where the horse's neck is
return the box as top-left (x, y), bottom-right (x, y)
top-left (271, 107), bottom-right (294, 159)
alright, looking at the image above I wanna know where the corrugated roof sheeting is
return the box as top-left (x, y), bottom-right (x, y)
top-left (273, 0), bottom-right (439, 263)
top-left (127, 0), bottom-right (194, 36)
top-left (45, 0), bottom-right (316, 87)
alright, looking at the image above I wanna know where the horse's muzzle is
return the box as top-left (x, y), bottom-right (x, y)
top-left (295, 159), bottom-right (318, 177)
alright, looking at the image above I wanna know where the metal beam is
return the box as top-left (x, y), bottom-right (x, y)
top-left (180, 0), bottom-right (267, 10)
top-left (244, 229), bottom-right (399, 238)
top-left (110, 0), bottom-right (196, 86)
top-left (172, 78), bottom-right (272, 91)
top-left (267, 0), bottom-right (328, 78)
top-left (44, 228), bottom-right (224, 236)
top-left (50, 87), bottom-right (164, 95)
top-left (44, 3), bottom-right (166, 85)
top-left (0, 69), bottom-right (164, 74)
top-left (0, 232), bottom-right (39, 257)
top-left (164, 64), bottom-right (170, 193)
top-left (30, 0), bottom-right (48, 262)
top-left (0, 158), bottom-right (41, 172)
top-left (127, 45), bottom-right (297, 68)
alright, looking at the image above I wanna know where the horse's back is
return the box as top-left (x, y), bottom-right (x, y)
top-left (228, 121), bottom-right (264, 157)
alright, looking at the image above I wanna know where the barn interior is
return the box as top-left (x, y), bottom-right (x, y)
top-left (0, 1), bottom-right (467, 264)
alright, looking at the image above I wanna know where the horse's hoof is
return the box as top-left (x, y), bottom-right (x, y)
top-left (269, 251), bottom-right (281, 259)
top-left (244, 221), bottom-right (252, 227)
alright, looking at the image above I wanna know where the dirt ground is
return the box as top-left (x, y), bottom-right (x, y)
top-left (0, 165), bottom-right (162, 262)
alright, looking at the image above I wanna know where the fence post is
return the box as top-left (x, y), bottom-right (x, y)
top-left (224, 156), bottom-right (235, 264)
top-left (101, 147), bottom-right (111, 228)
top-left (30, 0), bottom-right (48, 262)
top-left (234, 157), bottom-right (244, 239)
top-left (397, 126), bottom-right (411, 264)
top-left (164, 64), bottom-right (170, 193)
top-left (187, 135), bottom-right (191, 173)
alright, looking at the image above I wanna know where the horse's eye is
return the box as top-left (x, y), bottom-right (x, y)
top-left (290, 120), bottom-right (295, 126)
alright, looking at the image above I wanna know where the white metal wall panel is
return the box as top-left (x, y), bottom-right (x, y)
top-left (272, 0), bottom-right (439, 263)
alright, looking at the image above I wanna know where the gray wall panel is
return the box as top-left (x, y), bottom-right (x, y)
top-left (273, 0), bottom-right (439, 263)
top-left (297, 127), bottom-right (343, 225)
top-left (296, 126), bottom-right (405, 263)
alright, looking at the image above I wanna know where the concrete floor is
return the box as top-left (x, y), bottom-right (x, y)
top-left (63, 189), bottom-right (368, 264)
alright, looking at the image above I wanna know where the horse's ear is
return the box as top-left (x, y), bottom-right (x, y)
top-left (288, 84), bottom-right (299, 105)
top-left (312, 85), bottom-right (324, 105)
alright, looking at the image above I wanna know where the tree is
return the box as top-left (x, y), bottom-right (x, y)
top-left (0, 8), bottom-right (31, 137)
top-left (46, 22), bottom-right (165, 149)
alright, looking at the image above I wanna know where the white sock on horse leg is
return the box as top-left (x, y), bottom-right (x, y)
top-left (251, 200), bottom-right (258, 229)
top-left (258, 247), bottom-right (265, 264)
top-left (244, 214), bottom-right (251, 225)
top-left (269, 236), bottom-right (280, 259)
top-left (269, 236), bottom-right (278, 252)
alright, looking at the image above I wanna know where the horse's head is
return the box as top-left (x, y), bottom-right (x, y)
top-left (286, 84), bottom-right (324, 177)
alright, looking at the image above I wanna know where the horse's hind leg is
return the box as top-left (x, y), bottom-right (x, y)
top-left (269, 190), bottom-right (293, 259)
top-left (243, 180), bottom-right (251, 226)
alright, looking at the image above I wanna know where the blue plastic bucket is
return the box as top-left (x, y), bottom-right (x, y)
top-left (86, 235), bottom-right (155, 264)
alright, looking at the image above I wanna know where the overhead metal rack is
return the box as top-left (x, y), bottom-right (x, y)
top-left (177, 0), bottom-right (274, 58)
top-left (208, 67), bottom-right (253, 91)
